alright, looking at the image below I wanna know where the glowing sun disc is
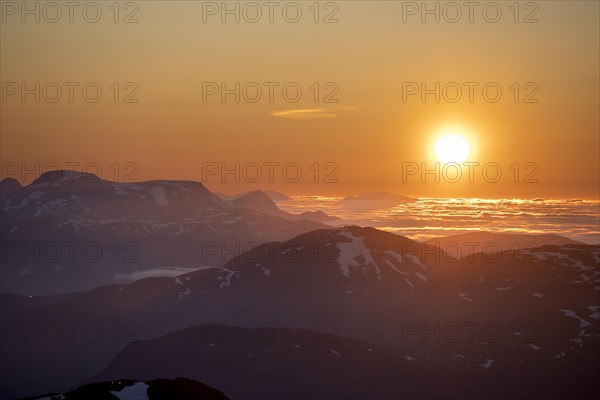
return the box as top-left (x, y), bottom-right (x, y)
top-left (435, 134), bottom-right (470, 164)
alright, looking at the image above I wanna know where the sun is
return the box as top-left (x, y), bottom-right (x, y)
top-left (435, 134), bottom-right (470, 164)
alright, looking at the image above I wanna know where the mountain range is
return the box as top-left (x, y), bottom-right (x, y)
top-left (0, 171), bottom-right (328, 295)
top-left (2, 225), bottom-right (598, 398)
top-left (1, 171), bottom-right (598, 399)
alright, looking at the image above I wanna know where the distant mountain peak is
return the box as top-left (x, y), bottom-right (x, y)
top-left (263, 190), bottom-right (292, 201)
top-left (0, 177), bottom-right (21, 185)
top-left (231, 190), bottom-right (292, 218)
top-left (30, 169), bottom-right (102, 186)
top-left (215, 190), bottom-right (291, 202)
top-left (236, 190), bottom-right (273, 201)
top-left (0, 177), bottom-right (23, 200)
top-left (296, 210), bottom-right (340, 222)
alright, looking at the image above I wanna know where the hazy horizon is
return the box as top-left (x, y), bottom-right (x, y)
top-left (2, 168), bottom-right (600, 201)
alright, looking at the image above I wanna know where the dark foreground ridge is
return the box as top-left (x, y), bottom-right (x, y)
top-left (24, 377), bottom-right (230, 400)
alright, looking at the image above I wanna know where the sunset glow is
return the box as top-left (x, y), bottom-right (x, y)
top-left (1, 1), bottom-right (599, 399)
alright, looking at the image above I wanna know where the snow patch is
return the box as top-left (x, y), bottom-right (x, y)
top-left (587, 305), bottom-right (600, 320)
top-left (383, 259), bottom-right (408, 274)
top-left (113, 183), bottom-right (143, 195)
top-left (222, 217), bottom-right (243, 224)
top-left (114, 267), bottom-right (204, 283)
top-left (110, 382), bottom-right (149, 400)
top-left (407, 254), bottom-right (427, 270)
top-left (149, 186), bottom-right (169, 206)
top-left (415, 272), bottom-right (428, 281)
top-left (217, 267), bottom-right (238, 288)
top-left (458, 292), bottom-right (472, 302)
top-left (384, 250), bottom-right (404, 263)
top-left (336, 230), bottom-right (381, 281)
top-left (570, 338), bottom-right (583, 347)
top-left (560, 309), bottom-right (591, 328)
top-left (178, 287), bottom-right (191, 300)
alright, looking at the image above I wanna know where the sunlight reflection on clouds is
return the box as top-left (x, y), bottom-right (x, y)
top-left (277, 197), bottom-right (600, 244)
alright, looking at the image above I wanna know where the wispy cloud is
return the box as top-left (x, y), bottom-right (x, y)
top-left (270, 106), bottom-right (356, 120)
top-left (271, 108), bottom-right (337, 120)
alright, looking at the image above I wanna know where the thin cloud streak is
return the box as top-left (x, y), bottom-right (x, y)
top-left (270, 108), bottom-right (339, 120)
top-left (270, 106), bottom-right (356, 120)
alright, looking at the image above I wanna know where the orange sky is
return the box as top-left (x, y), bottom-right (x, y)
top-left (1, 1), bottom-right (598, 198)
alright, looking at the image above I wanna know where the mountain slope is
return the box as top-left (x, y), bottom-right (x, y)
top-left (0, 171), bottom-right (328, 295)
top-left (1, 228), bottom-right (598, 399)
top-left (0, 226), bottom-right (443, 398)
top-left (91, 319), bottom-right (600, 400)
top-left (88, 325), bottom-right (428, 400)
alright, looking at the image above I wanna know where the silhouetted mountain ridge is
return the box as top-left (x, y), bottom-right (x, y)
top-left (26, 377), bottom-right (230, 400)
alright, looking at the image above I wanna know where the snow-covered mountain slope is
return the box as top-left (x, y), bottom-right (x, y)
top-left (0, 171), bottom-right (328, 295)
top-left (1, 170), bottom-right (225, 222)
